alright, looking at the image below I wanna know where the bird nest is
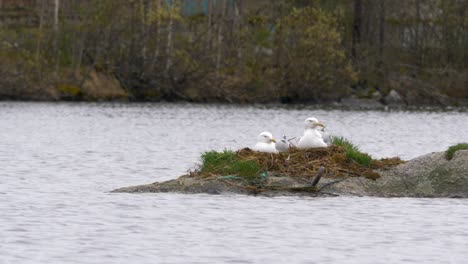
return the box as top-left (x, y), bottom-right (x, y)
top-left (233, 146), bottom-right (402, 180)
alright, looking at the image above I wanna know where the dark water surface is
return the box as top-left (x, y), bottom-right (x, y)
top-left (1, 102), bottom-right (468, 264)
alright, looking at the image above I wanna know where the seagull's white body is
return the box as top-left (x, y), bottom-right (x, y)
top-left (275, 135), bottom-right (290, 152)
top-left (254, 142), bottom-right (278, 153)
top-left (297, 117), bottom-right (327, 149)
top-left (298, 129), bottom-right (327, 149)
top-left (253, 132), bottom-right (278, 153)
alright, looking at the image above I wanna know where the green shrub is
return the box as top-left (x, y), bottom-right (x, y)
top-left (331, 136), bottom-right (373, 167)
top-left (200, 150), bottom-right (262, 180)
top-left (446, 143), bottom-right (468, 160)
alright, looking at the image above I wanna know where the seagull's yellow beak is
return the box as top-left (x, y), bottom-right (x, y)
top-left (271, 138), bottom-right (276, 143)
top-left (316, 123), bottom-right (325, 128)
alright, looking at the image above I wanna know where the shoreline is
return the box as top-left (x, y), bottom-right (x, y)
top-left (1, 99), bottom-right (468, 112)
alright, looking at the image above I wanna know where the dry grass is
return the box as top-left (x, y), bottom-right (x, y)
top-left (194, 146), bottom-right (404, 181)
top-left (237, 146), bottom-right (380, 180)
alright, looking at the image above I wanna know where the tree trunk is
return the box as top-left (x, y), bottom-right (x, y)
top-left (442, 1), bottom-right (452, 65)
top-left (377, 0), bottom-right (386, 83)
top-left (149, 0), bottom-right (161, 71)
top-left (75, 33), bottom-right (85, 78)
top-left (233, 0), bottom-right (243, 66)
top-left (155, 0), bottom-right (161, 55)
top-left (379, 0), bottom-right (385, 58)
top-left (54, 0), bottom-right (60, 74)
top-left (35, 0), bottom-right (44, 68)
top-left (364, 0), bottom-right (370, 45)
top-left (165, 1), bottom-right (174, 75)
top-left (216, 0), bottom-right (227, 74)
top-left (352, 0), bottom-right (362, 59)
top-left (206, 0), bottom-right (213, 52)
top-left (140, 0), bottom-right (147, 63)
top-left (415, 0), bottom-right (421, 66)
top-left (273, 1), bottom-right (283, 68)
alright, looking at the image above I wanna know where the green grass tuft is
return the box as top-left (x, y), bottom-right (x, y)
top-left (331, 136), bottom-right (373, 167)
top-left (446, 143), bottom-right (468, 160)
top-left (200, 150), bottom-right (262, 180)
top-left (200, 150), bottom-right (237, 173)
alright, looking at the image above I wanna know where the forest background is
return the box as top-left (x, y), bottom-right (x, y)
top-left (0, 0), bottom-right (466, 106)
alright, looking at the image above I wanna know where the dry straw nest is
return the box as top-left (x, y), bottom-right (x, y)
top-left (235, 146), bottom-right (403, 180)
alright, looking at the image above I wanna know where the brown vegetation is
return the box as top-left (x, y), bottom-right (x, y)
top-left (194, 146), bottom-right (404, 182)
top-left (239, 147), bottom-right (381, 180)
top-left (0, 0), bottom-right (467, 104)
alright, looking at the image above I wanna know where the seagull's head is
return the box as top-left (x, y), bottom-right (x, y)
top-left (258, 132), bottom-right (276, 144)
top-left (304, 117), bottom-right (325, 130)
top-left (281, 135), bottom-right (288, 143)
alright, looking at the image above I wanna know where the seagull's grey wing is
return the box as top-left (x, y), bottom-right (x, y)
top-left (289, 136), bottom-right (299, 148)
top-left (275, 140), bottom-right (289, 152)
top-left (320, 129), bottom-right (332, 146)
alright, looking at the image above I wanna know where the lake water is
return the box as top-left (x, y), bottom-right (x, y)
top-left (1, 102), bottom-right (468, 264)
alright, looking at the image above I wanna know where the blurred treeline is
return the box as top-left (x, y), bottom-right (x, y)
top-left (0, 0), bottom-right (467, 103)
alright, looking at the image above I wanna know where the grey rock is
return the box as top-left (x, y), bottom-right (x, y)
top-left (113, 150), bottom-right (468, 198)
top-left (383, 89), bottom-right (405, 106)
top-left (113, 176), bottom-right (246, 194)
top-left (386, 74), bottom-right (454, 106)
top-left (371, 91), bottom-right (383, 100)
top-left (322, 150), bottom-right (468, 198)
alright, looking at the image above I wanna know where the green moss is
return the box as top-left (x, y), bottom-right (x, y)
top-left (446, 143), bottom-right (468, 160)
top-left (331, 136), bottom-right (373, 167)
top-left (200, 150), bottom-right (262, 180)
top-left (59, 84), bottom-right (81, 97)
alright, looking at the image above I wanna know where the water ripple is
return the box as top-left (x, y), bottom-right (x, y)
top-left (1, 102), bottom-right (468, 263)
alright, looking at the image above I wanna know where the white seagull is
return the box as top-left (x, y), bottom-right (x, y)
top-left (275, 135), bottom-right (290, 152)
top-left (297, 117), bottom-right (327, 149)
top-left (253, 132), bottom-right (278, 153)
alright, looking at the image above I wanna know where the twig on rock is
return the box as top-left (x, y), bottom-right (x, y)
top-left (311, 166), bottom-right (325, 187)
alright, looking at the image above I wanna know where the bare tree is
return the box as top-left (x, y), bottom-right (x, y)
top-left (216, 0), bottom-right (227, 74)
top-left (35, 0), bottom-right (45, 67)
top-left (233, 0), bottom-right (243, 63)
top-left (74, 33), bottom-right (85, 77)
top-left (415, 0), bottom-right (421, 66)
top-left (155, 0), bottom-right (161, 57)
top-left (379, 0), bottom-right (385, 58)
top-left (140, 0), bottom-right (146, 61)
top-left (165, 0), bottom-right (174, 75)
top-left (53, 0), bottom-right (60, 74)
top-left (149, 0), bottom-right (162, 72)
top-left (206, 0), bottom-right (213, 52)
top-left (352, 0), bottom-right (362, 59)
